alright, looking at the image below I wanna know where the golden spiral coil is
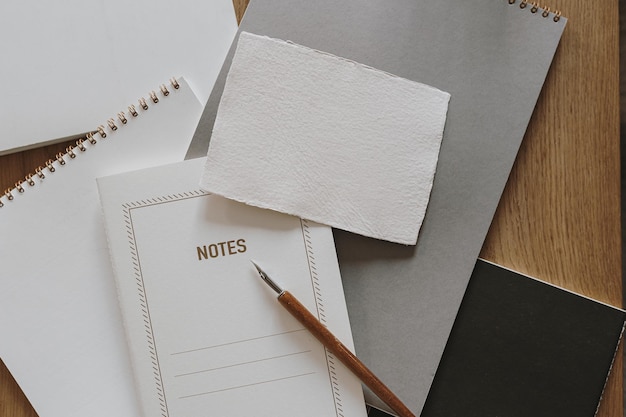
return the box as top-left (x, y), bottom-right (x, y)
top-left (506, 0), bottom-right (562, 22)
top-left (0, 78), bottom-right (181, 208)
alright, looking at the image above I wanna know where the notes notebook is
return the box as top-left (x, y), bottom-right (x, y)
top-left (0, 0), bottom-right (237, 155)
top-left (187, 0), bottom-right (566, 413)
top-left (97, 157), bottom-right (367, 417)
top-left (0, 78), bottom-right (202, 417)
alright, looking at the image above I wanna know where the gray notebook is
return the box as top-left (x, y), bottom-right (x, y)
top-left (186, 0), bottom-right (566, 413)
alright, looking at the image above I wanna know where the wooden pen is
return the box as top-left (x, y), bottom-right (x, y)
top-left (251, 261), bottom-right (415, 417)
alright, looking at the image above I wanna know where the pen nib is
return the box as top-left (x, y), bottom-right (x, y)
top-left (251, 260), bottom-right (284, 295)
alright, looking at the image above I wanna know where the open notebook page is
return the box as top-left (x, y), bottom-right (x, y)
top-left (0, 0), bottom-right (236, 154)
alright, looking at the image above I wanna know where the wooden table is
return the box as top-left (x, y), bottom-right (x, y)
top-left (0, 0), bottom-right (621, 416)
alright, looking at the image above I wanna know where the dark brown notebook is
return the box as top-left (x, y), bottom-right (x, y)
top-left (420, 259), bottom-right (625, 417)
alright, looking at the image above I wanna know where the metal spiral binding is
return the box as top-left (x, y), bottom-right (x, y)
top-left (0, 77), bottom-right (181, 208)
top-left (507, 0), bottom-right (562, 22)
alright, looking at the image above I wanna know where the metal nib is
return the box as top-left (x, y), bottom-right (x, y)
top-left (251, 260), bottom-right (284, 295)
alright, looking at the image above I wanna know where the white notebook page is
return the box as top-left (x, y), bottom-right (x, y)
top-left (0, 78), bottom-right (202, 417)
top-left (0, 0), bottom-right (237, 154)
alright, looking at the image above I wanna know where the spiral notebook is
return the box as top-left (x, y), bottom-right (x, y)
top-left (0, 0), bottom-right (237, 155)
top-left (187, 0), bottom-right (567, 414)
top-left (0, 78), bottom-right (202, 417)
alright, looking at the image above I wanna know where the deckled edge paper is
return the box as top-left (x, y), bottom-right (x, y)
top-left (200, 31), bottom-right (450, 245)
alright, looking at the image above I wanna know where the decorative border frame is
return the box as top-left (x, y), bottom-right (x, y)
top-left (123, 190), bottom-right (206, 417)
top-left (123, 193), bottom-right (345, 417)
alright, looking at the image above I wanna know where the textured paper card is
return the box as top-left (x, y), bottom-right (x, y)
top-left (200, 32), bottom-right (450, 245)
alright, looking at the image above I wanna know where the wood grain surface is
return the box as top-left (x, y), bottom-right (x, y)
top-left (480, 1), bottom-right (622, 416)
top-left (0, 0), bottom-right (621, 416)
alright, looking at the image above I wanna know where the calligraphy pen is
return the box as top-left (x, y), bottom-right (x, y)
top-left (251, 260), bottom-right (415, 417)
